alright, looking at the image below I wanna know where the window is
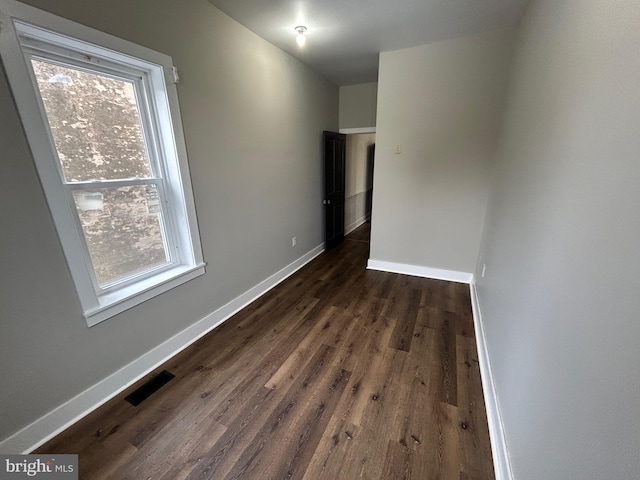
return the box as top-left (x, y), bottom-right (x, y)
top-left (0, 3), bottom-right (205, 326)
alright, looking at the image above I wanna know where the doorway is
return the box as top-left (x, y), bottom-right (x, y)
top-left (323, 131), bottom-right (375, 250)
top-left (344, 132), bottom-right (375, 236)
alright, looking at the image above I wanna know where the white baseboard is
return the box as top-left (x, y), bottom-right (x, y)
top-left (0, 244), bottom-right (325, 454)
top-left (344, 214), bottom-right (369, 236)
top-left (366, 259), bottom-right (473, 284)
top-left (338, 127), bottom-right (376, 134)
top-left (469, 282), bottom-right (513, 480)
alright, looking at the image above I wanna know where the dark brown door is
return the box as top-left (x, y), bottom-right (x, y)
top-left (324, 131), bottom-right (346, 250)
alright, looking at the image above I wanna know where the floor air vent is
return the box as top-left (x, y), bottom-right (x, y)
top-left (125, 370), bottom-right (175, 406)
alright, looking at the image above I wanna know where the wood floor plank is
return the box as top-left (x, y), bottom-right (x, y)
top-left (77, 441), bottom-right (138, 480)
top-left (457, 334), bottom-right (495, 479)
top-left (301, 418), bottom-right (359, 480)
top-left (264, 306), bottom-right (340, 391)
top-left (251, 365), bottom-right (351, 480)
top-left (359, 348), bottom-right (412, 437)
top-left (331, 304), bottom-right (378, 374)
top-left (437, 401), bottom-right (463, 478)
top-left (211, 297), bottom-right (321, 425)
top-left (180, 386), bottom-right (280, 480)
top-left (35, 223), bottom-right (495, 480)
top-left (454, 283), bottom-right (476, 338)
top-left (336, 303), bottom-right (397, 427)
top-left (111, 411), bottom-right (227, 480)
top-left (437, 310), bottom-right (459, 407)
top-left (208, 344), bottom-right (345, 479)
top-left (388, 286), bottom-right (421, 352)
top-left (333, 422), bottom-right (391, 479)
top-left (381, 439), bottom-right (415, 480)
top-left (396, 325), bottom-right (437, 453)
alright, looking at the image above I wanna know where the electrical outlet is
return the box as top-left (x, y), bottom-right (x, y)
top-left (481, 264), bottom-right (486, 278)
top-left (394, 144), bottom-right (401, 154)
top-left (292, 237), bottom-right (296, 247)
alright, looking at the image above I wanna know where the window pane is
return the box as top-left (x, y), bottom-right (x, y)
top-left (72, 185), bottom-right (169, 286)
top-left (31, 59), bottom-right (152, 182)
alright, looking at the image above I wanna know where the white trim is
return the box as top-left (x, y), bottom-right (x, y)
top-left (469, 282), bottom-right (513, 480)
top-left (339, 127), bottom-right (376, 134)
top-left (0, 243), bottom-right (324, 454)
top-left (85, 263), bottom-right (205, 326)
top-left (344, 214), bottom-right (369, 236)
top-left (367, 259), bottom-right (473, 284)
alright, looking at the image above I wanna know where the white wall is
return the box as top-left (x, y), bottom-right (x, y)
top-left (370, 28), bottom-right (515, 275)
top-left (0, 0), bottom-right (337, 448)
top-left (345, 133), bottom-right (375, 233)
top-left (339, 82), bottom-right (377, 130)
top-left (475, 1), bottom-right (640, 478)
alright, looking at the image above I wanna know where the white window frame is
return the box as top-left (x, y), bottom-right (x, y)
top-left (0, 1), bottom-right (205, 326)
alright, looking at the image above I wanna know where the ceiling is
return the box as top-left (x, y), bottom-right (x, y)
top-left (206, 0), bottom-right (530, 86)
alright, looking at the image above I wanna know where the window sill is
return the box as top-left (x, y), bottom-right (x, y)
top-left (84, 263), bottom-right (206, 327)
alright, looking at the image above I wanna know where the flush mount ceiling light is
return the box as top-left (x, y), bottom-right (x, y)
top-left (295, 26), bottom-right (307, 47)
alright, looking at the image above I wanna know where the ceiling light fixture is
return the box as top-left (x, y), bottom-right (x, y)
top-left (295, 26), bottom-right (307, 47)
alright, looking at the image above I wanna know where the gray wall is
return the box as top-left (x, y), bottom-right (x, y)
top-left (370, 29), bottom-right (515, 274)
top-left (475, 1), bottom-right (640, 478)
top-left (0, 0), bottom-right (337, 443)
top-left (339, 82), bottom-right (377, 129)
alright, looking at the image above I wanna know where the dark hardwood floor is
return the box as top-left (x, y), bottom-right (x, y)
top-left (36, 223), bottom-right (494, 479)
